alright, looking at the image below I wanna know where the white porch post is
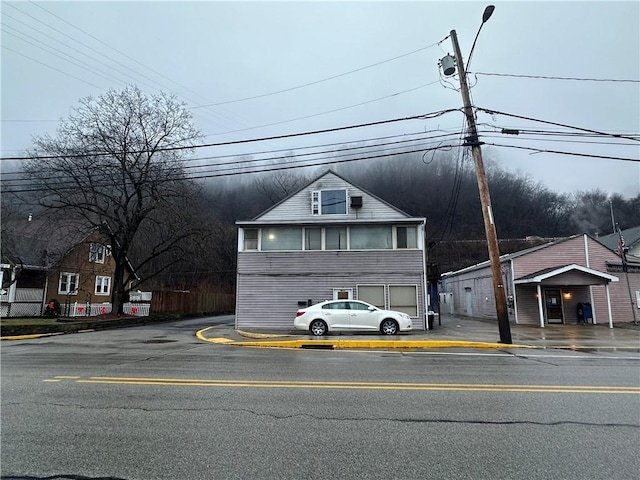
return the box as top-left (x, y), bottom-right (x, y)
top-left (605, 283), bottom-right (613, 329)
top-left (537, 284), bottom-right (545, 328)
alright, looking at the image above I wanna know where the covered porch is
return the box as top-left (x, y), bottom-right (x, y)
top-left (513, 264), bottom-right (619, 328)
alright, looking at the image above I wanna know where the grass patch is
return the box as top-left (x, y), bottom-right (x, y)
top-left (0, 318), bottom-right (60, 326)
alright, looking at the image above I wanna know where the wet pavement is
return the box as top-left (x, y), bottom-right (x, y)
top-left (197, 313), bottom-right (640, 351)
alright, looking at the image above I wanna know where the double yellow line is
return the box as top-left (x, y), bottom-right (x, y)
top-left (44, 376), bottom-right (640, 394)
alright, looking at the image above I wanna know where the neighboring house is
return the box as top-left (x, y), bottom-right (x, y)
top-left (440, 234), bottom-right (640, 327)
top-left (1, 217), bottom-right (144, 317)
top-left (235, 170), bottom-right (429, 330)
top-left (597, 226), bottom-right (640, 260)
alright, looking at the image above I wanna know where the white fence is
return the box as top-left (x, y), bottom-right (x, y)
top-left (64, 302), bottom-right (150, 317)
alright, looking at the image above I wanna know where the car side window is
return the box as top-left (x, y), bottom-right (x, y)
top-left (322, 301), bottom-right (347, 310)
top-left (348, 301), bottom-right (370, 311)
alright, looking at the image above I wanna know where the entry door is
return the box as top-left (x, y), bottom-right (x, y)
top-left (333, 289), bottom-right (353, 300)
top-left (464, 288), bottom-right (473, 316)
top-left (544, 289), bottom-right (564, 324)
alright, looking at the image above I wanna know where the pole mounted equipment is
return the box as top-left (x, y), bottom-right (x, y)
top-left (440, 6), bottom-right (513, 344)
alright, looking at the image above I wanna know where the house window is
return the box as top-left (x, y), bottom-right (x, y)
top-left (305, 228), bottom-right (322, 250)
top-left (350, 226), bottom-right (392, 249)
top-left (312, 190), bottom-right (347, 215)
top-left (389, 285), bottom-right (418, 317)
top-left (95, 276), bottom-right (111, 295)
top-left (89, 243), bottom-right (106, 263)
top-left (358, 285), bottom-right (385, 309)
top-left (59, 272), bottom-right (79, 295)
top-left (262, 227), bottom-right (302, 251)
top-left (244, 229), bottom-right (258, 250)
top-left (325, 227), bottom-right (347, 250)
top-left (396, 226), bottom-right (418, 248)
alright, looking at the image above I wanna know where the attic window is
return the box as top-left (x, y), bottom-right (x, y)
top-left (312, 189), bottom-right (347, 215)
top-left (89, 243), bottom-right (106, 264)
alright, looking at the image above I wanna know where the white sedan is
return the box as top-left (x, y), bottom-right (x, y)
top-left (294, 300), bottom-right (412, 336)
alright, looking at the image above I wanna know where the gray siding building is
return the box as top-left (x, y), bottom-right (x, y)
top-left (235, 170), bottom-right (428, 330)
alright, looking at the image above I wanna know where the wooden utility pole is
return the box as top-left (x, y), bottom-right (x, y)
top-left (449, 29), bottom-right (512, 344)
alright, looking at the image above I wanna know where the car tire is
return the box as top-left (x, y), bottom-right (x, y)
top-left (380, 319), bottom-right (398, 335)
top-left (309, 319), bottom-right (328, 336)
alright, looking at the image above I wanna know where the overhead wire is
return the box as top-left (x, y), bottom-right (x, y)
top-left (191, 41), bottom-right (445, 109)
top-left (476, 107), bottom-right (640, 143)
top-left (200, 80), bottom-right (443, 138)
top-left (1, 109), bottom-right (458, 161)
top-left (471, 72), bottom-right (640, 83)
top-left (2, 131), bottom-right (465, 187)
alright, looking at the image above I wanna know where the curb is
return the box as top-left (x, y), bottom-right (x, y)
top-left (0, 332), bottom-right (65, 341)
top-left (196, 327), bottom-right (534, 349)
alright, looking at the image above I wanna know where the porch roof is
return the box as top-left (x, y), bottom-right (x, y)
top-left (514, 264), bottom-right (619, 285)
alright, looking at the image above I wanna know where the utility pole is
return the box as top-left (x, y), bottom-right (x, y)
top-left (448, 28), bottom-right (512, 344)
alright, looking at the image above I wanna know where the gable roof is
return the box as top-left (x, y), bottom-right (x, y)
top-left (596, 225), bottom-right (640, 251)
top-left (1, 216), bottom-right (91, 268)
top-left (513, 264), bottom-right (618, 284)
top-left (441, 235), bottom-right (579, 277)
top-left (239, 169), bottom-right (425, 225)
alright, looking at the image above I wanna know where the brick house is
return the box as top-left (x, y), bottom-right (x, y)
top-left (2, 218), bottom-right (121, 317)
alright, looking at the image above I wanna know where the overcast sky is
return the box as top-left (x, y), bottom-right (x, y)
top-left (2, 1), bottom-right (639, 198)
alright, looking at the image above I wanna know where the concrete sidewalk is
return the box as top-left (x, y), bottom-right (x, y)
top-left (197, 314), bottom-right (640, 351)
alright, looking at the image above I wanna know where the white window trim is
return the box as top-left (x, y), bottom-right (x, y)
top-left (311, 189), bottom-right (348, 216)
top-left (388, 284), bottom-right (419, 317)
top-left (242, 228), bottom-right (259, 251)
top-left (332, 288), bottom-right (353, 300)
top-left (89, 243), bottom-right (106, 264)
top-left (58, 272), bottom-right (79, 295)
top-left (356, 284), bottom-right (386, 309)
top-left (95, 276), bottom-right (111, 296)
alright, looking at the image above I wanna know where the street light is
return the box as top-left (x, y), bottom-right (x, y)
top-left (468, 5), bottom-right (495, 71)
top-left (440, 6), bottom-right (513, 344)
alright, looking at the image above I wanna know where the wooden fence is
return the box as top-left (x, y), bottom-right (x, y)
top-left (151, 291), bottom-right (235, 315)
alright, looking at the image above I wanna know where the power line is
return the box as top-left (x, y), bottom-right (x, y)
top-left (476, 107), bottom-right (640, 143)
top-left (1, 110), bottom-right (456, 161)
top-left (484, 143), bottom-right (639, 163)
top-left (2, 143), bottom-right (459, 194)
top-left (1, 45), bottom-right (105, 90)
top-left (8, 2), bottom-right (248, 130)
top-left (471, 72), bottom-right (640, 83)
top-left (201, 80), bottom-right (442, 138)
top-left (2, 132), bottom-right (464, 187)
top-left (191, 41), bottom-right (445, 109)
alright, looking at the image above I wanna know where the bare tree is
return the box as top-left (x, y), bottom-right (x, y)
top-left (20, 85), bottom-right (202, 313)
top-left (254, 168), bottom-right (310, 204)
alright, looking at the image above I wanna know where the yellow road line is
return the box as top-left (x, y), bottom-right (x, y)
top-left (46, 376), bottom-right (640, 394)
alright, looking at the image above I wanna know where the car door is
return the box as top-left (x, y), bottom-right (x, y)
top-left (346, 301), bottom-right (379, 331)
top-left (321, 301), bottom-right (350, 329)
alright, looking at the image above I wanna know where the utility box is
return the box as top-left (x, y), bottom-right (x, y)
top-left (129, 291), bottom-right (152, 302)
top-left (577, 302), bottom-right (593, 324)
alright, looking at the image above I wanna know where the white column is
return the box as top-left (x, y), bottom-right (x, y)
top-left (537, 284), bottom-right (545, 328)
top-left (605, 283), bottom-right (613, 329)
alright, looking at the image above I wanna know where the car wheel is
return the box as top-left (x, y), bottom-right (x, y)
top-left (309, 319), bottom-right (328, 336)
top-left (380, 319), bottom-right (398, 335)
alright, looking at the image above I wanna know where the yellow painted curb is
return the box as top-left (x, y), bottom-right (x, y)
top-left (195, 327), bottom-right (534, 349)
top-left (0, 332), bottom-right (64, 341)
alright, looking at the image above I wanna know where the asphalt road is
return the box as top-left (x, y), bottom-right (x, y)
top-left (1, 316), bottom-right (639, 480)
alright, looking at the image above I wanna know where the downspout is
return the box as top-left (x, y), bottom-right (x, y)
top-left (422, 220), bottom-right (429, 331)
top-left (510, 259), bottom-right (518, 324)
top-left (40, 275), bottom-right (49, 316)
